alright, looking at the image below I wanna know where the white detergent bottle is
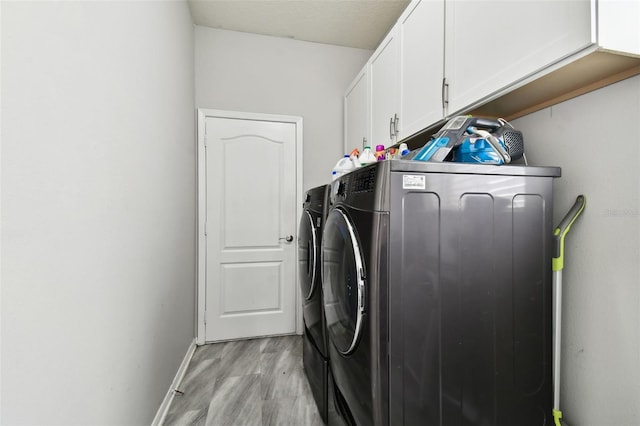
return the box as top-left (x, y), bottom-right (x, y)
top-left (359, 146), bottom-right (376, 165)
top-left (398, 142), bottom-right (410, 157)
top-left (332, 155), bottom-right (355, 180)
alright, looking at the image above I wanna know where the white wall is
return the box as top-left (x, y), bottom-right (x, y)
top-left (194, 27), bottom-right (371, 190)
top-left (513, 75), bottom-right (640, 426)
top-left (1, 1), bottom-right (196, 424)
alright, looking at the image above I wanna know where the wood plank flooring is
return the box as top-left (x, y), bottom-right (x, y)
top-left (162, 335), bottom-right (324, 426)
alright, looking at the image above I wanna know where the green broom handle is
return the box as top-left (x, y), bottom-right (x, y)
top-left (552, 195), bottom-right (586, 426)
top-left (553, 195), bottom-right (587, 271)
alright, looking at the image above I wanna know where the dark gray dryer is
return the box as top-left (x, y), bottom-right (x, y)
top-left (323, 160), bottom-right (560, 426)
top-left (298, 184), bottom-right (330, 422)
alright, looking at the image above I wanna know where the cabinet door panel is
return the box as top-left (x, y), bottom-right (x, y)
top-left (598, 0), bottom-right (640, 55)
top-left (399, 0), bottom-right (445, 139)
top-left (344, 67), bottom-right (369, 154)
top-left (370, 29), bottom-right (400, 149)
top-left (445, 0), bottom-right (592, 115)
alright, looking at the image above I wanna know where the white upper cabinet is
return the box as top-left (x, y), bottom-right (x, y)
top-left (369, 28), bottom-right (400, 149)
top-left (344, 65), bottom-right (370, 154)
top-left (398, 0), bottom-right (445, 140)
top-left (444, 0), bottom-right (593, 115)
top-left (368, 0), bottom-right (446, 147)
top-left (344, 0), bottom-right (640, 148)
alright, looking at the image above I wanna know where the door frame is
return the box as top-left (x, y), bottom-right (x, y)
top-left (196, 108), bottom-right (304, 345)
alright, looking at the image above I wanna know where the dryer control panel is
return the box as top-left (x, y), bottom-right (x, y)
top-left (329, 163), bottom-right (382, 211)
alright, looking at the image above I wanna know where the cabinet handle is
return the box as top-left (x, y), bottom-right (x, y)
top-left (441, 78), bottom-right (449, 109)
top-left (389, 117), bottom-right (394, 140)
top-left (393, 113), bottom-right (399, 136)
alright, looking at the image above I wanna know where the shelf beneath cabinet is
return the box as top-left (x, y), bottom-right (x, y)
top-left (470, 50), bottom-right (640, 121)
top-left (399, 49), bottom-right (640, 152)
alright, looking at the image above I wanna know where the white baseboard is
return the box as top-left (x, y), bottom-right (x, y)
top-left (151, 338), bottom-right (197, 426)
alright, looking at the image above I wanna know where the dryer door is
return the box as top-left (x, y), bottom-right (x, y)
top-left (298, 210), bottom-right (318, 301)
top-left (322, 207), bottom-right (365, 355)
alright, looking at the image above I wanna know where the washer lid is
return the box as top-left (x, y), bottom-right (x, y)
top-left (298, 210), bottom-right (318, 301)
top-left (322, 207), bottom-right (365, 356)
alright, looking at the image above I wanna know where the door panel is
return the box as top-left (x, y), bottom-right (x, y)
top-left (220, 262), bottom-right (282, 315)
top-left (398, 0), bottom-right (445, 138)
top-left (221, 134), bottom-right (281, 248)
top-left (344, 66), bottom-right (369, 153)
top-left (370, 29), bottom-right (400, 149)
top-left (204, 115), bottom-right (299, 342)
top-left (445, 0), bottom-right (592, 114)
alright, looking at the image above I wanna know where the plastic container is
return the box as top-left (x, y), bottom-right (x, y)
top-left (398, 143), bottom-right (410, 157)
top-left (375, 145), bottom-right (386, 161)
top-left (332, 155), bottom-right (355, 180)
top-left (454, 138), bottom-right (504, 164)
top-left (350, 148), bottom-right (362, 168)
top-left (359, 146), bottom-right (376, 165)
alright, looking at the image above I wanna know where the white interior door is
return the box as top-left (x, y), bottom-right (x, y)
top-left (197, 110), bottom-right (302, 343)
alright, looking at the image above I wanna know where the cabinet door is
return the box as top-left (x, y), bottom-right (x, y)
top-left (398, 0), bottom-right (445, 139)
top-left (344, 65), bottom-right (369, 154)
top-left (370, 28), bottom-right (400, 149)
top-left (445, 0), bottom-right (592, 115)
top-left (598, 0), bottom-right (640, 55)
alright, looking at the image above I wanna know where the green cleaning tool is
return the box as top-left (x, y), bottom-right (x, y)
top-left (552, 195), bottom-right (586, 426)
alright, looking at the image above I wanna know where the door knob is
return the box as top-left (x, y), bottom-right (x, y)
top-left (279, 235), bottom-right (294, 243)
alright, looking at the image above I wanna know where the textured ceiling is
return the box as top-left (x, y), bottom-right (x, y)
top-left (187, 0), bottom-right (411, 50)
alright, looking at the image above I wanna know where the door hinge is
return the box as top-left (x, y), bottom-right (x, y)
top-left (204, 222), bottom-right (207, 236)
top-left (203, 313), bottom-right (206, 325)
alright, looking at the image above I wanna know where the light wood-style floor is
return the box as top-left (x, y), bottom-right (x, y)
top-left (162, 335), bottom-right (324, 426)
